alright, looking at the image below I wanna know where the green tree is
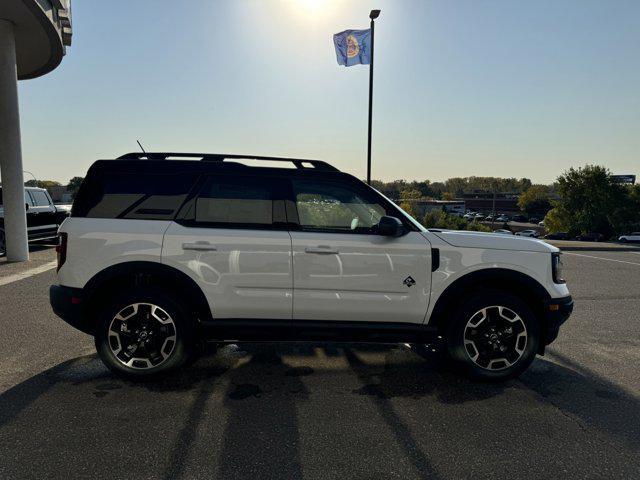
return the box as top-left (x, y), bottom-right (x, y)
top-left (518, 184), bottom-right (552, 216)
top-left (67, 176), bottom-right (84, 197)
top-left (543, 206), bottom-right (571, 233)
top-left (399, 188), bottom-right (423, 200)
top-left (442, 191), bottom-right (456, 201)
top-left (399, 201), bottom-right (420, 219)
top-left (24, 179), bottom-right (61, 189)
top-left (551, 165), bottom-right (631, 237)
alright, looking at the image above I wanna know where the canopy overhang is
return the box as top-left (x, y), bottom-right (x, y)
top-left (0, 0), bottom-right (72, 80)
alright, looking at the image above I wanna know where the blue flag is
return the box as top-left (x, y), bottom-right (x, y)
top-left (333, 29), bottom-right (371, 66)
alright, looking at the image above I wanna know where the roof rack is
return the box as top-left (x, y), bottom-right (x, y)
top-left (116, 152), bottom-right (339, 171)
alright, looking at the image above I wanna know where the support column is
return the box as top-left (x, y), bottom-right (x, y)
top-left (0, 20), bottom-right (28, 262)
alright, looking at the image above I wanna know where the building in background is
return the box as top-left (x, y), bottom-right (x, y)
top-left (0, 0), bottom-right (72, 261)
top-left (462, 191), bottom-right (521, 215)
top-left (47, 184), bottom-right (73, 203)
top-left (611, 175), bottom-right (636, 185)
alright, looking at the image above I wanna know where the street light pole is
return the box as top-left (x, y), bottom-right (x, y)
top-left (23, 170), bottom-right (37, 184)
top-left (367, 9), bottom-right (380, 185)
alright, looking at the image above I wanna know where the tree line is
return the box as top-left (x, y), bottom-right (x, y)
top-left (370, 176), bottom-right (533, 201)
top-left (373, 165), bottom-right (639, 237)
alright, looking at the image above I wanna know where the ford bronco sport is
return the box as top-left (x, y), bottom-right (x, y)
top-left (50, 152), bottom-right (573, 381)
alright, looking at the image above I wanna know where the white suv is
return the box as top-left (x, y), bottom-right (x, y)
top-left (50, 153), bottom-right (573, 381)
top-left (619, 232), bottom-right (640, 243)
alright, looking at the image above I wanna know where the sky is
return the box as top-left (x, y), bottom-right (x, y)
top-left (15, 0), bottom-right (640, 184)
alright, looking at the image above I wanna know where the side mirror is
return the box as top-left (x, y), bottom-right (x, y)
top-left (378, 216), bottom-right (404, 237)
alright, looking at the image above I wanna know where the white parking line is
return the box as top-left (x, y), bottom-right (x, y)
top-left (564, 252), bottom-right (640, 266)
top-left (0, 261), bottom-right (57, 287)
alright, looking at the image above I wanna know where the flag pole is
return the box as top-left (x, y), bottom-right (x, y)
top-left (367, 10), bottom-right (380, 185)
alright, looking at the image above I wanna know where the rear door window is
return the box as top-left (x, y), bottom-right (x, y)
top-left (181, 175), bottom-right (287, 229)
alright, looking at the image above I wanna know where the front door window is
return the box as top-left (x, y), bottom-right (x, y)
top-left (292, 180), bottom-right (387, 234)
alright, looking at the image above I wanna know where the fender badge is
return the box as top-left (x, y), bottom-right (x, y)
top-left (403, 276), bottom-right (416, 287)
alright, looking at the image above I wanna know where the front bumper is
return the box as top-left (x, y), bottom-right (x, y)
top-left (50, 285), bottom-right (93, 335)
top-left (542, 295), bottom-right (573, 347)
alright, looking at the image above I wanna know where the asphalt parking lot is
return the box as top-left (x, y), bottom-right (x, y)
top-left (1, 247), bottom-right (639, 479)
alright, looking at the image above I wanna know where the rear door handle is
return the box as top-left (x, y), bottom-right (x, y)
top-left (182, 242), bottom-right (218, 251)
top-left (305, 246), bottom-right (339, 254)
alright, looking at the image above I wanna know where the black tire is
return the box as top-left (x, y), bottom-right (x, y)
top-left (95, 287), bottom-right (195, 379)
top-left (445, 289), bottom-right (540, 382)
top-left (0, 229), bottom-right (5, 257)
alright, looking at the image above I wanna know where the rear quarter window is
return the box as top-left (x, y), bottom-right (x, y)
top-left (72, 170), bottom-right (199, 220)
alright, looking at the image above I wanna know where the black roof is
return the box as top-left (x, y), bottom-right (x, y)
top-left (115, 152), bottom-right (339, 172)
top-left (87, 152), bottom-right (352, 182)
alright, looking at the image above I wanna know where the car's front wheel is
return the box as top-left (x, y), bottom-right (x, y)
top-left (446, 290), bottom-right (540, 382)
top-left (95, 287), bottom-right (195, 378)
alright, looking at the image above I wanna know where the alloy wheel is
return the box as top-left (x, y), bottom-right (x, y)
top-left (463, 305), bottom-right (527, 371)
top-left (108, 303), bottom-right (177, 369)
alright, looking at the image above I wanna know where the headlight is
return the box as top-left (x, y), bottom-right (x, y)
top-left (552, 252), bottom-right (565, 284)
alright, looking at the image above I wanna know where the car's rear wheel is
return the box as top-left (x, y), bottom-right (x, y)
top-left (95, 287), bottom-right (194, 378)
top-left (446, 290), bottom-right (540, 382)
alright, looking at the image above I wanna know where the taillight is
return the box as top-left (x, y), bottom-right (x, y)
top-left (56, 232), bottom-right (68, 272)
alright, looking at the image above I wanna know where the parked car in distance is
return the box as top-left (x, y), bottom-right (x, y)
top-left (618, 232), bottom-right (640, 243)
top-left (538, 221), bottom-right (545, 227)
top-left (529, 217), bottom-right (541, 224)
top-left (0, 186), bottom-right (70, 255)
top-left (493, 229), bottom-right (513, 235)
top-left (516, 229), bottom-right (540, 238)
top-left (474, 213), bottom-right (485, 221)
top-left (512, 214), bottom-right (528, 223)
top-left (496, 215), bottom-right (510, 222)
top-left (577, 232), bottom-right (604, 242)
top-left (544, 232), bottom-right (570, 240)
top-left (50, 152), bottom-right (573, 383)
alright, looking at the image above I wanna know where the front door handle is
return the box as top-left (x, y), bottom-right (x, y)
top-left (182, 241), bottom-right (218, 251)
top-left (305, 246), bottom-right (339, 254)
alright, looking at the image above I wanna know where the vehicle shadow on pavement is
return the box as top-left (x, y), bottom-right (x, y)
top-left (1, 344), bottom-right (639, 479)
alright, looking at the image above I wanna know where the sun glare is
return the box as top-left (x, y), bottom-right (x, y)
top-left (302, 0), bottom-right (322, 12)
top-left (290, 0), bottom-right (332, 17)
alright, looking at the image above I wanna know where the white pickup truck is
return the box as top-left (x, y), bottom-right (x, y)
top-left (50, 152), bottom-right (573, 381)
